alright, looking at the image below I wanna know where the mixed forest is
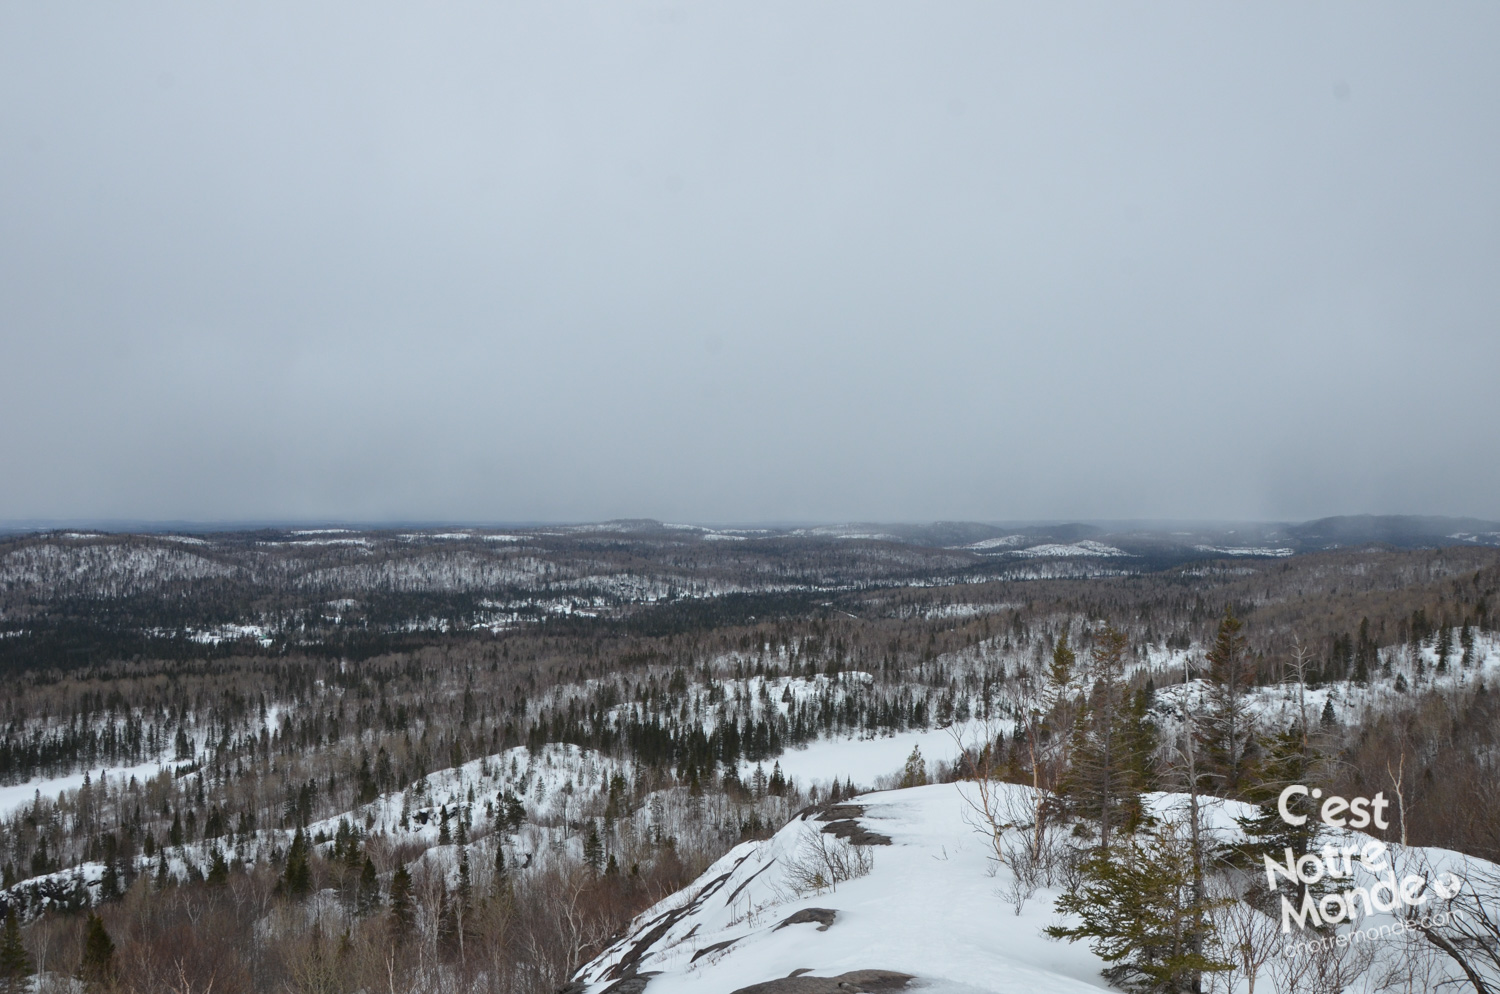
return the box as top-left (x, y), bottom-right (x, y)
top-left (0, 519), bottom-right (1497, 994)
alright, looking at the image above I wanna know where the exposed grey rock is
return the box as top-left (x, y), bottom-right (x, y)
top-left (690, 938), bottom-right (740, 962)
top-left (774, 907), bottom-right (837, 931)
top-left (599, 978), bottom-right (651, 994)
top-left (728, 969), bottom-right (914, 994)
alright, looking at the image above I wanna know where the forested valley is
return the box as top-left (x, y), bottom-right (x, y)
top-left (1, 521), bottom-right (1498, 994)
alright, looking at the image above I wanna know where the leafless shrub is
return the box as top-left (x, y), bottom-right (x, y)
top-left (1205, 879), bottom-right (1281, 994)
top-left (783, 827), bottom-right (873, 895)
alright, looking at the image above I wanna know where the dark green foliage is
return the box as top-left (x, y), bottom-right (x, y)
top-left (583, 824), bottom-right (605, 874)
top-left (356, 856), bottom-right (380, 916)
top-left (1235, 724), bottom-right (1328, 913)
top-left (0, 910), bottom-right (33, 994)
top-left (206, 846), bottom-right (229, 886)
top-left (1061, 625), bottom-right (1147, 849)
top-left (283, 827), bottom-right (312, 897)
top-left (1198, 608), bottom-right (1259, 795)
top-left (1048, 823), bottom-right (1229, 993)
top-left (388, 862), bottom-right (415, 941)
top-left (768, 762), bottom-right (788, 796)
top-left (78, 912), bottom-right (115, 987)
top-left (898, 745), bottom-right (929, 789)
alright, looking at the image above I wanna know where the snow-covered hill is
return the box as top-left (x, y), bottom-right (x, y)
top-left (570, 783), bottom-right (1110, 994)
top-left (570, 784), bottom-right (1500, 994)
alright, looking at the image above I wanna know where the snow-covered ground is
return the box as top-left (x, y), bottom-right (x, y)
top-left (574, 783), bottom-right (1499, 994)
top-left (741, 726), bottom-right (967, 791)
top-left (574, 782), bottom-right (1110, 994)
top-left (0, 758), bottom-right (176, 819)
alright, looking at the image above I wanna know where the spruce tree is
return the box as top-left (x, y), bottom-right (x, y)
top-left (899, 745), bottom-right (928, 789)
top-left (1047, 822), bottom-right (1229, 993)
top-left (78, 913), bottom-right (115, 988)
top-left (769, 762), bottom-right (787, 797)
top-left (356, 856), bottom-right (380, 917)
top-left (388, 862), bottom-right (415, 942)
top-left (1234, 723), bottom-right (1327, 914)
top-left (1198, 608), bottom-right (1259, 794)
top-left (206, 846), bottom-right (229, 886)
top-left (583, 824), bottom-right (605, 874)
top-left (283, 827), bottom-right (312, 897)
top-left (1062, 625), bottom-right (1144, 849)
top-left (492, 845), bottom-right (508, 894)
top-left (0, 910), bottom-right (33, 994)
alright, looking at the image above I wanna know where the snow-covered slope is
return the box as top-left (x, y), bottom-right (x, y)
top-left (571, 783), bottom-right (1109, 994)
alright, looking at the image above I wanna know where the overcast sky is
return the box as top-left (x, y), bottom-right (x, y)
top-left (2, 4), bottom-right (1497, 525)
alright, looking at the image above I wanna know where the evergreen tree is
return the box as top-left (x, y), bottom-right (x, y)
top-left (768, 762), bottom-right (787, 797)
top-left (456, 842), bottom-right (472, 909)
top-left (437, 891), bottom-right (457, 949)
top-left (492, 845), bottom-right (508, 894)
top-left (1062, 625), bottom-right (1145, 849)
top-left (1126, 686), bottom-right (1159, 794)
top-left (388, 862), bottom-right (415, 942)
top-left (1354, 617), bottom-right (1373, 684)
top-left (78, 913), bottom-right (115, 988)
top-left (206, 846), bottom-right (229, 886)
top-left (283, 827), bottom-right (312, 897)
top-left (1047, 822), bottom-right (1229, 993)
top-left (0, 910), bottom-right (33, 994)
top-left (1198, 608), bottom-right (1259, 794)
top-left (583, 824), bottom-right (605, 874)
top-left (356, 856), bottom-right (380, 916)
top-left (899, 745), bottom-right (929, 788)
top-left (1234, 723), bottom-right (1329, 915)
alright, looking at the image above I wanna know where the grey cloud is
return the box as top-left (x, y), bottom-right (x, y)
top-left (2, 3), bottom-right (1497, 523)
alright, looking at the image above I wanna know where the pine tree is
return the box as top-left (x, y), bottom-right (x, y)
top-left (0, 910), bottom-right (33, 994)
top-left (1047, 822), bottom-right (1229, 993)
top-left (1198, 608), bottom-right (1259, 794)
top-left (78, 912), bottom-right (115, 988)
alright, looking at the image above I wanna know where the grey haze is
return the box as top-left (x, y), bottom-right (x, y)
top-left (2, 3), bottom-right (1497, 524)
